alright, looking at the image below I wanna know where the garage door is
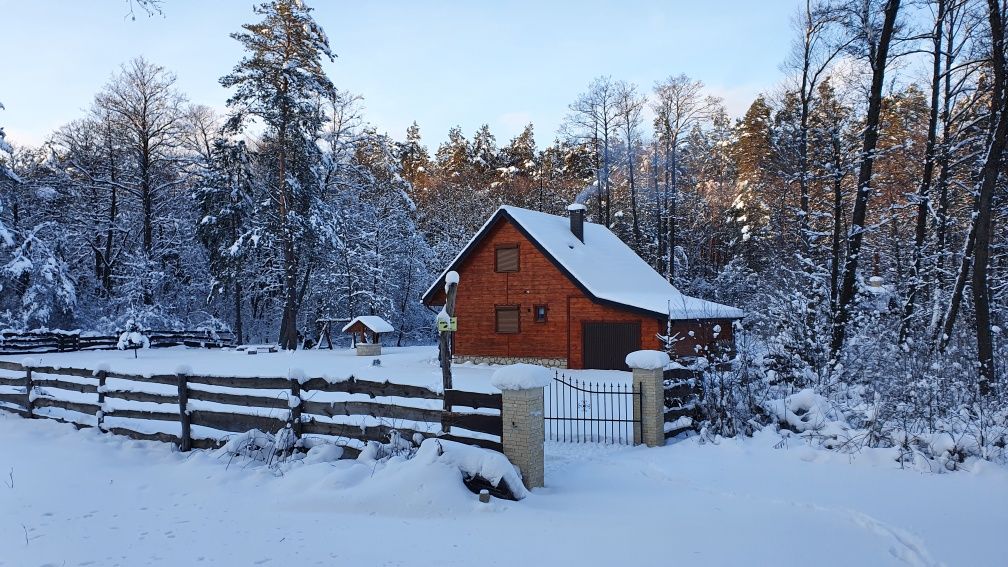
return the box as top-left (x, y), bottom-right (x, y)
top-left (582, 321), bottom-right (641, 370)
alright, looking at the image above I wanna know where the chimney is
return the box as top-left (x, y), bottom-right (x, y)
top-left (567, 203), bottom-right (586, 243)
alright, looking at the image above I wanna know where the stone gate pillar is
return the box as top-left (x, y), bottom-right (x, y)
top-left (626, 350), bottom-right (668, 448)
top-left (492, 364), bottom-right (549, 489)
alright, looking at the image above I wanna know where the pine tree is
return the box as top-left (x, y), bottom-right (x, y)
top-left (220, 0), bottom-right (336, 349)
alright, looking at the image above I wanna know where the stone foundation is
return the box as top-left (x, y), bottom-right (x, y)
top-left (455, 355), bottom-right (567, 368)
top-left (355, 343), bottom-right (382, 356)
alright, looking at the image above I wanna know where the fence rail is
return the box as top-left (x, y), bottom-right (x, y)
top-left (0, 330), bottom-right (236, 355)
top-left (0, 361), bottom-right (502, 456)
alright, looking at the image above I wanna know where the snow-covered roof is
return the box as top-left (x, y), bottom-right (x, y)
top-left (423, 205), bottom-right (744, 320)
top-left (341, 316), bottom-right (394, 334)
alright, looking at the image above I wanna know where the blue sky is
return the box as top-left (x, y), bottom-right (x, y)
top-left (1, 0), bottom-right (800, 148)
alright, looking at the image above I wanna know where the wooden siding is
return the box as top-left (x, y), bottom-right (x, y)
top-left (426, 217), bottom-right (734, 368)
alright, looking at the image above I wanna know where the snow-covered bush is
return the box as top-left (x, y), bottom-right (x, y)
top-left (117, 331), bottom-right (150, 351)
top-left (216, 426), bottom-right (306, 471)
top-left (358, 429), bottom-right (419, 462)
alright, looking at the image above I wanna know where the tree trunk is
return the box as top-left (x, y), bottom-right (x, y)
top-left (667, 141), bottom-right (678, 281)
top-left (626, 123), bottom-right (641, 245)
top-left (234, 279), bottom-right (244, 345)
top-left (972, 0), bottom-right (1007, 394)
top-left (830, 0), bottom-right (901, 358)
top-left (900, 0), bottom-right (945, 343)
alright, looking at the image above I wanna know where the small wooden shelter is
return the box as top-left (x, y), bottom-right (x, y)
top-left (342, 316), bottom-right (394, 356)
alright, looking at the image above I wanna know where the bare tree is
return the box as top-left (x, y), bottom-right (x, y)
top-left (830, 0), bottom-right (902, 358)
top-left (614, 80), bottom-right (645, 245)
top-left (96, 57), bottom-right (185, 258)
top-left (651, 74), bottom-right (720, 280)
top-left (783, 0), bottom-right (849, 256)
top-left (564, 76), bottom-right (620, 226)
top-left (970, 0), bottom-right (1007, 394)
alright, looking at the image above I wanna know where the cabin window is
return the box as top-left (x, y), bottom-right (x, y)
top-left (534, 304), bottom-right (548, 322)
top-left (495, 244), bottom-right (519, 272)
top-left (495, 305), bottom-right (520, 333)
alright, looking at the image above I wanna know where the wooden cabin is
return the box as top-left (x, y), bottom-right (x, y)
top-left (422, 204), bottom-right (743, 370)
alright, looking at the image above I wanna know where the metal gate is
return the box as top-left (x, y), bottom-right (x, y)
top-left (545, 372), bottom-right (641, 444)
top-left (582, 321), bottom-right (641, 370)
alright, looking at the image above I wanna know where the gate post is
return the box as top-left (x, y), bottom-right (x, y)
top-left (492, 365), bottom-right (549, 490)
top-left (626, 350), bottom-right (668, 448)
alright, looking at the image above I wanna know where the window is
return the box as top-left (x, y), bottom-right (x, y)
top-left (495, 244), bottom-right (519, 272)
top-left (495, 305), bottom-right (520, 334)
top-left (534, 304), bottom-right (548, 322)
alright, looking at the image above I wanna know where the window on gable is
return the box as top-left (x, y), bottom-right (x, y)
top-left (495, 244), bottom-right (519, 273)
top-left (534, 304), bottom-right (548, 323)
top-left (495, 305), bottom-right (520, 334)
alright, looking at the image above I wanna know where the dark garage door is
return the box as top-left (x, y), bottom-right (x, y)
top-left (582, 321), bottom-right (641, 370)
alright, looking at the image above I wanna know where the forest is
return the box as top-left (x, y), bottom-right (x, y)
top-left (0, 1), bottom-right (1005, 457)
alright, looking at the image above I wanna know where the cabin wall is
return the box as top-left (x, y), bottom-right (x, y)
top-left (440, 220), bottom-right (667, 369)
top-left (427, 218), bottom-right (736, 368)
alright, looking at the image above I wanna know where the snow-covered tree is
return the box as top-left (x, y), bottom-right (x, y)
top-left (220, 0), bottom-right (337, 349)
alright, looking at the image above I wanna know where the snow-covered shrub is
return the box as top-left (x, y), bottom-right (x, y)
top-left (216, 426), bottom-right (306, 471)
top-left (358, 429), bottom-right (419, 462)
top-left (116, 331), bottom-right (150, 351)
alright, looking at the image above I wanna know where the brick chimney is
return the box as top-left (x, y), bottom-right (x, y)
top-left (567, 203), bottom-right (586, 243)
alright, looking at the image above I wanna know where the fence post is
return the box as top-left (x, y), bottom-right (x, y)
top-left (627, 350), bottom-right (668, 448)
top-left (96, 370), bottom-right (107, 431)
top-left (23, 366), bottom-right (34, 418)
top-left (495, 375), bottom-right (547, 489)
top-left (289, 378), bottom-right (303, 438)
top-left (177, 371), bottom-right (191, 452)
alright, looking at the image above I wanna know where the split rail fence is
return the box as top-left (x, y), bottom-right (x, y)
top-left (0, 330), bottom-right (236, 355)
top-left (0, 360), bottom-right (501, 457)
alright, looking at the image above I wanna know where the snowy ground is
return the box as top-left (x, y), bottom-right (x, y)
top-left (1, 413), bottom-right (1005, 566)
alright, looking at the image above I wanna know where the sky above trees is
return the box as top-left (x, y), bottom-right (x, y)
top-left (1, 0), bottom-right (797, 146)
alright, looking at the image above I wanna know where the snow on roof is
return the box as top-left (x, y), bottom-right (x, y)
top-left (423, 205), bottom-right (743, 320)
top-left (341, 316), bottom-right (394, 334)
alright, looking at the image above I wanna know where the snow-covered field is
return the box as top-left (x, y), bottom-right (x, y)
top-left (0, 345), bottom-right (630, 393)
top-left (1, 412), bottom-right (1005, 566)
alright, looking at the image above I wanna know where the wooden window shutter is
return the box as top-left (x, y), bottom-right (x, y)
top-left (495, 305), bottom-right (520, 334)
top-left (495, 245), bottom-right (519, 272)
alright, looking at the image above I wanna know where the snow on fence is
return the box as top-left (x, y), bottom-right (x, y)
top-left (0, 330), bottom-right (236, 355)
top-left (0, 360), bottom-right (502, 457)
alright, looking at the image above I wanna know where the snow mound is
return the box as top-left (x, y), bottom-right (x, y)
top-left (490, 364), bottom-right (552, 390)
top-left (416, 438), bottom-right (528, 500)
top-left (764, 389), bottom-right (846, 434)
top-left (625, 350), bottom-right (670, 370)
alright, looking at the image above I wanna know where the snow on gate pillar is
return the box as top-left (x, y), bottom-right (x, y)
top-left (626, 350), bottom-right (668, 448)
top-left (491, 364), bottom-right (549, 489)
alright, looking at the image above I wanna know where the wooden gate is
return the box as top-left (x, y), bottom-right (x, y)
top-left (582, 321), bottom-right (641, 370)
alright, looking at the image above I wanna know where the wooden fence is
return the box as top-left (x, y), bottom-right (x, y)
top-left (663, 367), bottom-right (703, 439)
top-left (0, 330), bottom-right (236, 355)
top-left (0, 360), bottom-right (502, 457)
